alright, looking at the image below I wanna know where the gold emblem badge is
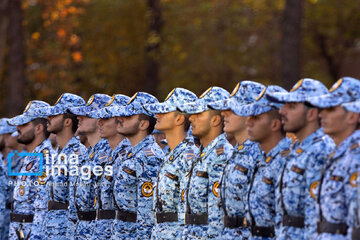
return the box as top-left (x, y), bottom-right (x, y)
top-left (181, 189), bottom-right (185, 202)
top-left (19, 185), bottom-right (25, 196)
top-left (38, 171), bottom-right (47, 185)
top-left (55, 93), bottom-right (64, 105)
top-left (164, 88), bottom-right (176, 101)
top-left (141, 182), bottom-right (154, 197)
top-left (86, 95), bottom-right (95, 106)
top-left (199, 87), bottom-right (212, 99)
top-left (255, 87), bottom-right (267, 101)
top-left (127, 92), bottom-right (139, 104)
top-left (310, 181), bottom-right (319, 200)
top-left (212, 182), bottom-right (220, 197)
top-left (237, 144), bottom-right (244, 151)
top-left (105, 95), bottom-right (115, 107)
top-left (350, 172), bottom-right (358, 187)
top-left (24, 101), bottom-right (32, 113)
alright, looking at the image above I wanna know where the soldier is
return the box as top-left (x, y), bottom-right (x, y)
top-left (111, 92), bottom-right (164, 239)
top-left (236, 85), bottom-right (292, 239)
top-left (266, 78), bottom-right (335, 239)
top-left (143, 87), bottom-right (199, 239)
top-left (86, 94), bottom-right (132, 240)
top-left (7, 100), bottom-right (54, 240)
top-left (177, 87), bottom-right (233, 239)
top-left (306, 77), bottom-right (360, 239)
top-left (0, 119), bottom-right (18, 240)
top-left (67, 93), bottom-right (112, 239)
top-left (37, 93), bottom-right (87, 239)
top-left (208, 81), bottom-right (265, 239)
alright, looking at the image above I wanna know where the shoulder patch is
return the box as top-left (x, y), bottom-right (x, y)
top-left (262, 177), bottom-right (273, 185)
top-left (216, 145), bottom-right (225, 156)
top-left (196, 171), bottom-right (209, 178)
top-left (291, 165), bottom-right (305, 175)
top-left (281, 149), bottom-right (290, 158)
top-left (235, 164), bottom-right (248, 175)
top-left (144, 148), bottom-right (155, 157)
top-left (123, 167), bottom-right (136, 177)
top-left (165, 172), bottom-right (179, 181)
top-left (330, 175), bottom-right (344, 182)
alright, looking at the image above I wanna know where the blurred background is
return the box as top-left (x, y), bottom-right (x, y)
top-left (0, 0), bottom-right (359, 116)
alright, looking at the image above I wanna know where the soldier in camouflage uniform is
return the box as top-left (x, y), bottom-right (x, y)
top-left (266, 78), bottom-right (335, 240)
top-left (236, 85), bottom-right (292, 239)
top-left (143, 88), bottom-right (199, 240)
top-left (6, 100), bottom-right (54, 240)
top-left (111, 92), bottom-right (164, 239)
top-left (36, 93), bottom-right (87, 240)
top-left (307, 77), bottom-right (360, 240)
top-left (208, 81), bottom-right (265, 240)
top-left (86, 94), bottom-right (132, 240)
top-left (68, 93), bottom-right (112, 239)
top-left (177, 87), bottom-right (233, 239)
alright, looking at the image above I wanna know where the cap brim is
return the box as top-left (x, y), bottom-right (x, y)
top-left (307, 94), bottom-right (344, 108)
top-left (266, 92), bottom-right (306, 103)
top-left (143, 102), bottom-right (175, 114)
top-left (208, 99), bottom-right (229, 111)
top-left (87, 108), bottom-right (112, 119)
top-left (35, 106), bottom-right (64, 117)
top-left (177, 101), bottom-right (208, 114)
top-left (7, 115), bottom-right (38, 126)
top-left (67, 106), bottom-right (90, 116)
top-left (342, 101), bottom-right (360, 113)
top-left (231, 103), bottom-right (273, 117)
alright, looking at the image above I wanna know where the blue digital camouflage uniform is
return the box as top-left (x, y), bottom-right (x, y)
top-left (34, 93), bottom-right (87, 240)
top-left (207, 81), bottom-right (266, 240)
top-left (235, 85), bottom-right (293, 240)
top-left (6, 100), bottom-right (52, 240)
top-left (110, 92), bottom-right (164, 239)
top-left (85, 94), bottom-right (132, 240)
top-left (144, 88), bottom-right (199, 240)
top-left (307, 77), bottom-right (360, 240)
top-left (68, 94), bottom-right (113, 240)
top-left (177, 87), bottom-right (233, 239)
top-left (266, 78), bottom-right (336, 240)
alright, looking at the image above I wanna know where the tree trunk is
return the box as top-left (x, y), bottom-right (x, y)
top-left (281, 0), bottom-right (303, 90)
top-left (8, 0), bottom-right (25, 117)
top-left (145, 0), bottom-right (162, 97)
top-left (0, 0), bottom-right (8, 75)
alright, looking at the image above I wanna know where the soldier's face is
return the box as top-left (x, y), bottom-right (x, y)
top-left (98, 117), bottom-right (117, 139)
top-left (279, 102), bottom-right (307, 133)
top-left (17, 122), bottom-right (35, 145)
top-left (221, 110), bottom-right (246, 135)
top-left (155, 112), bottom-right (176, 132)
top-left (246, 113), bottom-right (272, 143)
top-left (116, 115), bottom-right (140, 137)
top-left (77, 116), bottom-right (98, 135)
top-left (189, 111), bottom-right (211, 139)
top-left (47, 114), bottom-right (65, 134)
top-left (319, 106), bottom-right (353, 136)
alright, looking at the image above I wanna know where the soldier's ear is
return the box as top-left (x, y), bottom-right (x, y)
top-left (306, 108), bottom-right (319, 123)
top-left (34, 123), bottom-right (44, 136)
top-left (210, 114), bottom-right (222, 127)
top-left (139, 119), bottom-right (150, 131)
top-left (63, 118), bottom-right (72, 127)
top-left (175, 114), bottom-right (185, 126)
top-left (347, 112), bottom-right (360, 126)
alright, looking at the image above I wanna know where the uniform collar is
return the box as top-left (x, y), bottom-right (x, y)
top-left (331, 130), bottom-right (360, 160)
top-left (263, 137), bottom-right (291, 164)
top-left (33, 139), bottom-right (52, 153)
top-left (167, 135), bottom-right (194, 161)
top-left (128, 135), bottom-right (155, 157)
top-left (199, 133), bottom-right (227, 160)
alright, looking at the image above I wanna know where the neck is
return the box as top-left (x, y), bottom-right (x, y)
top-left (295, 121), bottom-right (320, 143)
top-left (164, 127), bottom-right (187, 151)
top-left (200, 128), bottom-right (222, 148)
top-left (56, 130), bottom-right (74, 149)
top-left (87, 131), bottom-right (101, 148)
top-left (107, 134), bottom-right (125, 150)
top-left (127, 131), bottom-right (148, 147)
top-left (234, 129), bottom-right (248, 145)
top-left (260, 132), bottom-right (284, 154)
top-left (26, 136), bottom-right (46, 152)
top-left (332, 128), bottom-right (356, 146)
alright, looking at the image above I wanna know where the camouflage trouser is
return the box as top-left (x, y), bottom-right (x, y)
top-left (111, 219), bottom-right (137, 240)
top-left (277, 225), bottom-right (304, 240)
top-left (221, 227), bottom-right (251, 240)
top-left (9, 222), bottom-right (32, 240)
top-left (151, 222), bottom-right (183, 240)
top-left (138, 224), bottom-right (154, 240)
top-left (91, 219), bottom-right (114, 239)
top-left (29, 209), bottom-right (46, 240)
top-left (315, 233), bottom-right (348, 240)
top-left (74, 220), bottom-right (95, 240)
top-left (182, 225), bottom-right (208, 240)
top-left (43, 209), bottom-right (69, 240)
top-left (0, 208), bottom-right (10, 240)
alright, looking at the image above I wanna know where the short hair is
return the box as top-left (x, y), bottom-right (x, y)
top-left (268, 109), bottom-right (285, 135)
top-left (63, 113), bottom-right (79, 134)
top-left (174, 112), bottom-right (191, 132)
top-left (32, 118), bottom-right (50, 138)
top-left (209, 110), bottom-right (224, 133)
top-left (138, 114), bottom-right (157, 135)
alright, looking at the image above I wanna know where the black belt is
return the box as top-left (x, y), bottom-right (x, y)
top-left (116, 210), bottom-right (137, 223)
top-left (352, 227), bottom-right (360, 240)
top-left (47, 201), bottom-right (69, 210)
top-left (282, 214), bottom-right (305, 228)
top-left (10, 213), bottom-right (34, 223)
top-left (77, 211), bottom-right (96, 221)
top-left (6, 202), bottom-right (12, 210)
top-left (184, 213), bottom-right (208, 225)
top-left (251, 225), bottom-right (275, 238)
top-left (317, 220), bottom-right (348, 236)
top-left (223, 216), bottom-right (250, 228)
top-left (155, 212), bottom-right (178, 224)
top-left (96, 209), bottom-right (116, 220)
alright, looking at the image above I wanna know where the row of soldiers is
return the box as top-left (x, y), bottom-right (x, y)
top-left (0, 77), bottom-right (360, 240)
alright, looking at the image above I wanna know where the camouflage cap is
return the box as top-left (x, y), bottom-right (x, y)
top-left (35, 93), bottom-right (85, 117)
top-left (208, 81), bottom-right (265, 111)
top-left (68, 94), bottom-right (112, 116)
top-left (0, 118), bottom-right (17, 134)
top-left (7, 100), bottom-right (50, 126)
top-left (232, 85), bottom-right (287, 116)
top-left (266, 78), bottom-right (328, 103)
top-left (86, 94), bottom-right (130, 119)
top-left (177, 87), bottom-right (230, 114)
top-left (144, 87), bottom-right (197, 114)
top-left (307, 77), bottom-right (360, 108)
top-left (104, 92), bottom-right (159, 118)
top-left (342, 100), bottom-right (360, 113)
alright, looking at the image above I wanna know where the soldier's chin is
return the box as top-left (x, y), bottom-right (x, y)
top-left (17, 137), bottom-right (34, 145)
